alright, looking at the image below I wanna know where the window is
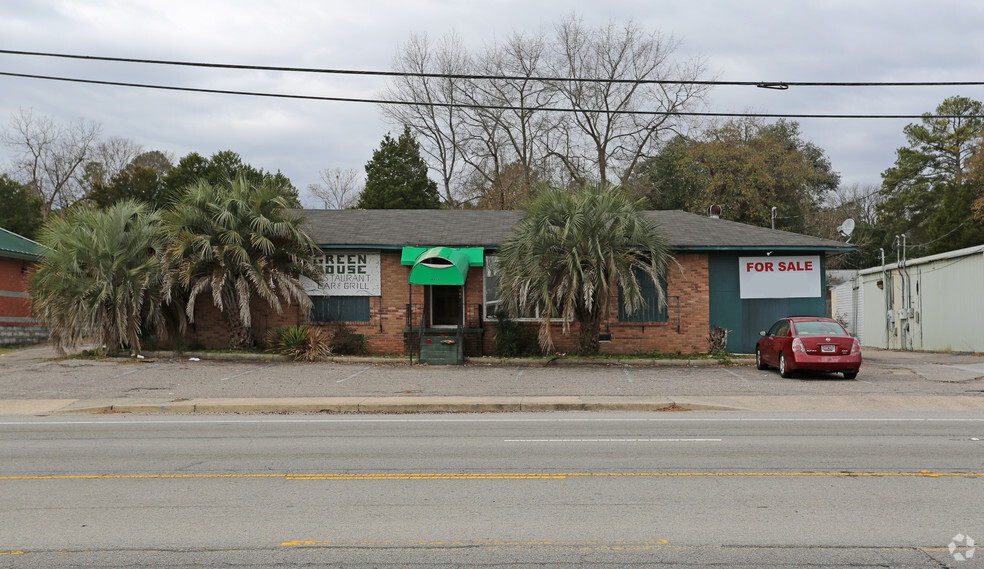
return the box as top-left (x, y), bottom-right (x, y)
top-left (310, 296), bottom-right (370, 323)
top-left (793, 321), bottom-right (847, 335)
top-left (768, 320), bottom-right (790, 337)
top-left (618, 270), bottom-right (668, 323)
top-left (483, 256), bottom-right (552, 321)
top-left (483, 259), bottom-right (501, 319)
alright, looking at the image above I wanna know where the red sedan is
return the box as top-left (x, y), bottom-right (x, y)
top-left (756, 316), bottom-right (861, 379)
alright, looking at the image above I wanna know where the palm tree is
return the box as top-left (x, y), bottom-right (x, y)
top-left (162, 176), bottom-right (321, 349)
top-left (30, 200), bottom-right (166, 355)
top-left (496, 185), bottom-right (670, 354)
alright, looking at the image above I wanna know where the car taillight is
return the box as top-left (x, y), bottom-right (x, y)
top-left (851, 338), bottom-right (861, 354)
top-left (792, 338), bottom-right (805, 353)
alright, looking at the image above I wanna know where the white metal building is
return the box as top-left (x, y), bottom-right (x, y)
top-left (859, 244), bottom-right (984, 352)
top-left (828, 270), bottom-right (864, 344)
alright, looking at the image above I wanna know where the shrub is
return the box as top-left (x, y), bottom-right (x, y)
top-left (329, 323), bottom-right (368, 356)
top-left (492, 310), bottom-right (541, 357)
top-left (265, 325), bottom-right (331, 361)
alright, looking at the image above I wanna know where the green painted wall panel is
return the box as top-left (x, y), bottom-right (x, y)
top-left (708, 252), bottom-right (827, 354)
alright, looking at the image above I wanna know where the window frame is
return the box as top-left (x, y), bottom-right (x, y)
top-left (309, 295), bottom-right (371, 323)
top-left (617, 269), bottom-right (669, 323)
top-left (482, 256), bottom-right (550, 322)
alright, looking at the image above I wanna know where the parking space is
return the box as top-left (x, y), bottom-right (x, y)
top-left (1, 347), bottom-right (982, 402)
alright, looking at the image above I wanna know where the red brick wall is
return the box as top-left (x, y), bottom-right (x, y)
top-left (184, 251), bottom-right (712, 355)
top-left (479, 253), bottom-right (710, 355)
top-left (318, 252), bottom-right (419, 353)
top-left (0, 258), bottom-right (34, 321)
top-left (177, 293), bottom-right (306, 349)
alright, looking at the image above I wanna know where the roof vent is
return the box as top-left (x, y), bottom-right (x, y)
top-left (708, 205), bottom-right (722, 219)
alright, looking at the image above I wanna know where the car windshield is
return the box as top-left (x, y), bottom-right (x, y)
top-left (794, 321), bottom-right (847, 335)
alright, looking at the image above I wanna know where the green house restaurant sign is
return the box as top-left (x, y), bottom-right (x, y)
top-left (303, 252), bottom-right (381, 296)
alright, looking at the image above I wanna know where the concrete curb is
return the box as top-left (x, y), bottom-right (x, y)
top-left (9, 394), bottom-right (984, 416)
top-left (47, 396), bottom-right (715, 415)
top-left (138, 351), bottom-right (754, 368)
top-left (33, 394), bottom-right (984, 416)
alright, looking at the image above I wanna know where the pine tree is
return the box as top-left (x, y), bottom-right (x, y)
top-left (877, 96), bottom-right (984, 255)
top-left (357, 126), bottom-right (441, 209)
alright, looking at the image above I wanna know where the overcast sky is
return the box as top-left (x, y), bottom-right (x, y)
top-left (2, 0), bottom-right (983, 207)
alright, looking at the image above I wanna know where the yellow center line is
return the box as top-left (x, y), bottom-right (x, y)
top-left (1, 470), bottom-right (981, 481)
top-left (278, 540), bottom-right (975, 553)
top-left (0, 551), bottom-right (25, 555)
top-left (281, 539), bottom-right (674, 550)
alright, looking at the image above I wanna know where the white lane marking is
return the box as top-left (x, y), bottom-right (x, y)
top-left (105, 362), bottom-right (164, 380)
top-left (622, 367), bottom-right (633, 382)
top-left (514, 365), bottom-right (527, 382)
top-left (3, 417), bottom-right (984, 426)
top-left (505, 438), bottom-right (722, 442)
top-left (336, 366), bottom-right (372, 383)
top-left (220, 362), bottom-right (278, 382)
top-left (723, 368), bottom-right (750, 385)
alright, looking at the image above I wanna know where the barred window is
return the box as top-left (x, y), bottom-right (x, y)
top-left (310, 296), bottom-right (370, 323)
top-left (618, 270), bottom-right (668, 323)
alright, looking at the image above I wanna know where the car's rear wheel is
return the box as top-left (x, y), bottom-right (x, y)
top-left (778, 352), bottom-right (792, 378)
top-left (843, 371), bottom-right (858, 380)
top-left (755, 347), bottom-right (768, 370)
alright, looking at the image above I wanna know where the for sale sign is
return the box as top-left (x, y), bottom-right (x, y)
top-left (739, 255), bottom-right (821, 299)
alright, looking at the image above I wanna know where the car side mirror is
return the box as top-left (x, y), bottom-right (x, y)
top-left (759, 331), bottom-right (766, 336)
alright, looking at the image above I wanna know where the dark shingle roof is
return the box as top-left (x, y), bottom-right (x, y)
top-left (0, 227), bottom-right (43, 261)
top-left (295, 209), bottom-right (854, 252)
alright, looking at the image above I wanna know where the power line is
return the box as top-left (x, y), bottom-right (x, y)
top-left (3, 70), bottom-right (984, 120)
top-left (4, 49), bottom-right (984, 88)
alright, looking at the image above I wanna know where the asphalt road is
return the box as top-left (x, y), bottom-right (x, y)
top-left (1, 412), bottom-right (982, 567)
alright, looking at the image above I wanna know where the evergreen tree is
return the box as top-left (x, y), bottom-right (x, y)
top-left (496, 185), bottom-right (670, 355)
top-left (163, 150), bottom-right (300, 207)
top-left (162, 176), bottom-right (320, 349)
top-left (634, 119), bottom-right (838, 233)
top-left (0, 174), bottom-right (43, 239)
top-left (30, 201), bottom-right (166, 355)
top-left (357, 126), bottom-right (441, 209)
top-left (877, 96), bottom-right (984, 255)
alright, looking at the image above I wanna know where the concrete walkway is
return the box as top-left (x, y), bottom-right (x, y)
top-left (1, 344), bottom-right (982, 415)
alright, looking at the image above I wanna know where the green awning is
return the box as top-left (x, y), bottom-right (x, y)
top-left (401, 247), bottom-right (484, 267)
top-left (405, 246), bottom-right (480, 285)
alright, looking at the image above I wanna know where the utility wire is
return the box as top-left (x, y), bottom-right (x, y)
top-left (3, 71), bottom-right (984, 119)
top-left (4, 49), bottom-right (984, 88)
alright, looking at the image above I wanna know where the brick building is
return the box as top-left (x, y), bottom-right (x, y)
top-left (183, 209), bottom-right (854, 359)
top-left (0, 228), bottom-right (47, 347)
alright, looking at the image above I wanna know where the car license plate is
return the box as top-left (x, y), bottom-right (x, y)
top-left (821, 345), bottom-right (836, 353)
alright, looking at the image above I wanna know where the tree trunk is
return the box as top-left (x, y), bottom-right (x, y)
top-left (575, 307), bottom-right (603, 355)
top-left (225, 313), bottom-right (254, 349)
top-left (221, 288), bottom-right (255, 349)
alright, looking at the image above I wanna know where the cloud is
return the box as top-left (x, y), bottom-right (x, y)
top-left (1, 0), bottom-right (981, 206)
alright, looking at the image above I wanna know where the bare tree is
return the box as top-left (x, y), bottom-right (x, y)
top-left (547, 15), bottom-right (708, 187)
top-left (459, 31), bottom-right (559, 203)
top-left (2, 109), bottom-right (101, 220)
top-left (825, 183), bottom-right (882, 226)
top-left (92, 137), bottom-right (145, 181)
top-left (381, 14), bottom-right (709, 204)
top-left (307, 167), bottom-right (362, 209)
top-left (381, 33), bottom-right (469, 205)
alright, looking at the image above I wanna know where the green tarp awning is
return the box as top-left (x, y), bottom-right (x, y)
top-left (402, 247), bottom-right (483, 286)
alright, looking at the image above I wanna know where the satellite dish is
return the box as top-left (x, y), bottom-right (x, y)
top-left (837, 218), bottom-right (856, 240)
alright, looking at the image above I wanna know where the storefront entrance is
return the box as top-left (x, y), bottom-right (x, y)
top-left (430, 285), bottom-right (462, 327)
